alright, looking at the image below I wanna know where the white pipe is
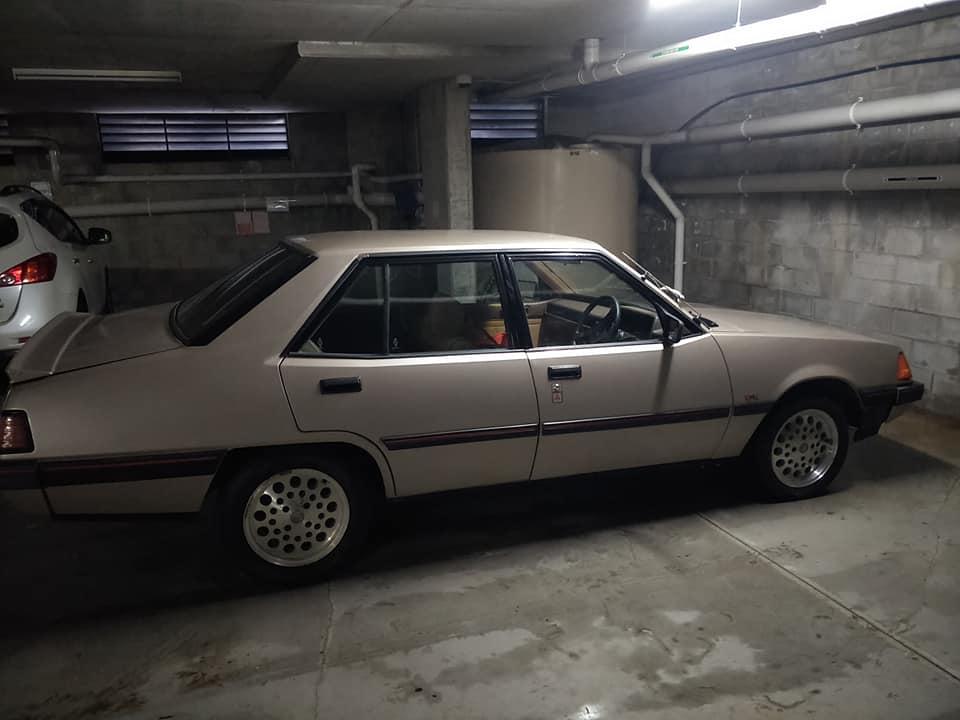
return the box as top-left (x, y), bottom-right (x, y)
top-left (367, 173), bottom-right (423, 184)
top-left (667, 164), bottom-right (960, 195)
top-left (351, 164), bottom-right (379, 231)
top-left (0, 136), bottom-right (62, 185)
top-left (64, 171), bottom-right (354, 183)
top-left (65, 192), bottom-right (400, 219)
top-left (589, 88), bottom-right (960, 147)
top-left (492, 1), bottom-right (951, 99)
top-left (582, 38), bottom-right (600, 70)
top-left (641, 144), bottom-right (685, 292)
top-left (64, 171), bottom-right (422, 184)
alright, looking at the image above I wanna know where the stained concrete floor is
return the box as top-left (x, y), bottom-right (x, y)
top-left (1, 410), bottom-right (958, 720)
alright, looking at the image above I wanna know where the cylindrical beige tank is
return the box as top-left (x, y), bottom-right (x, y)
top-left (472, 146), bottom-right (638, 257)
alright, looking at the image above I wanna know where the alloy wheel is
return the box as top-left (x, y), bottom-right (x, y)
top-left (242, 468), bottom-right (351, 567)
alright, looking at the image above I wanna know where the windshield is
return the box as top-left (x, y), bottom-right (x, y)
top-left (172, 243), bottom-right (314, 345)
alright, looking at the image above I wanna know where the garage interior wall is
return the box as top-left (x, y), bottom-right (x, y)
top-left (0, 109), bottom-right (410, 309)
top-left (553, 15), bottom-right (960, 416)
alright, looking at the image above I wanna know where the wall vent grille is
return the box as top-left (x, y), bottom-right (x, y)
top-left (98, 114), bottom-right (289, 158)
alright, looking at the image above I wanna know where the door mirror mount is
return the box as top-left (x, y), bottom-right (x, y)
top-left (662, 315), bottom-right (683, 346)
top-left (87, 227), bottom-right (112, 245)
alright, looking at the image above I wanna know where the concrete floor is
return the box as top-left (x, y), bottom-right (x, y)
top-left (1, 409), bottom-right (958, 719)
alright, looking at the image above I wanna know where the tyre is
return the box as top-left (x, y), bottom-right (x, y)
top-left (219, 453), bottom-right (373, 584)
top-left (747, 396), bottom-right (849, 501)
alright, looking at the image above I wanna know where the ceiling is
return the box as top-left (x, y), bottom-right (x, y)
top-left (0, 0), bottom-right (882, 113)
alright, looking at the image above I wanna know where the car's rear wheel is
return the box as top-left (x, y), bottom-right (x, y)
top-left (220, 453), bottom-right (372, 583)
top-left (747, 396), bottom-right (849, 501)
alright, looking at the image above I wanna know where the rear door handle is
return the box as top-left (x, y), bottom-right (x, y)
top-left (319, 376), bottom-right (362, 394)
top-left (548, 365), bottom-right (582, 380)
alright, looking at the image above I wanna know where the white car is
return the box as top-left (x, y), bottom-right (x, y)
top-left (0, 186), bottom-right (111, 361)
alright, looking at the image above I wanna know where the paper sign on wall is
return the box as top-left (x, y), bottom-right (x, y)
top-left (234, 210), bottom-right (271, 236)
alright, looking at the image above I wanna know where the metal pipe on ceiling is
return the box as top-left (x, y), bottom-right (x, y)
top-left (64, 171), bottom-right (423, 184)
top-left (589, 88), bottom-right (960, 147)
top-left (65, 192), bottom-right (401, 219)
top-left (491, 1), bottom-right (952, 99)
top-left (666, 164), bottom-right (960, 195)
top-left (65, 171), bottom-right (353, 183)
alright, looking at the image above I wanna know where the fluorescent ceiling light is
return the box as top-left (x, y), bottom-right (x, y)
top-left (665, 0), bottom-right (945, 58)
top-left (12, 68), bottom-right (182, 83)
top-left (647, 0), bottom-right (698, 8)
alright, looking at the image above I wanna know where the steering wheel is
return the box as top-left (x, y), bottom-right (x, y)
top-left (573, 295), bottom-right (621, 344)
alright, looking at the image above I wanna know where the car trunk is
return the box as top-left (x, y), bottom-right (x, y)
top-left (5, 303), bottom-right (182, 383)
top-left (0, 210), bottom-right (31, 324)
top-left (0, 285), bottom-right (22, 324)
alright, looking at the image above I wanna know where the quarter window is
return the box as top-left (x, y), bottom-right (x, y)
top-left (511, 256), bottom-right (682, 347)
top-left (20, 198), bottom-right (86, 245)
top-left (303, 258), bottom-right (511, 355)
top-left (0, 213), bottom-right (18, 248)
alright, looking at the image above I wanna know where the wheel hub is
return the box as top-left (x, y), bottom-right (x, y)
top-left (242, 468), bottom-right (350, 567)
top-left (770, 409), bottom-right (839, 489)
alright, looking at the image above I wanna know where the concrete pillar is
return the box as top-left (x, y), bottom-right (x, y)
top-left (416, 78), bottom-right (473, 229)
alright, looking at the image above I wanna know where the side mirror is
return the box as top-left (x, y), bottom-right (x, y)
top-left (87, 227), bottom-right (112, 245)
top-left (662, 315), bottom-right (683, 345)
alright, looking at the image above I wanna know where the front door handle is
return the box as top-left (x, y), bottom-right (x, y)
top-left (319, 376), bottom-right (362, 394)
top-left (548, 365), bottom-right (582, 380)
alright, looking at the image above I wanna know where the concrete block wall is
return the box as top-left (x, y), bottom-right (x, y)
top-left (0, 109), bottom-right (412, 309)
top-left (552, 14), bottom-right (960, 415)
top-left (680, 192), bottom-right (960, 414)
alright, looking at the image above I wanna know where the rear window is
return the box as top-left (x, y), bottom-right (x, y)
top-left (0, 212), bottom-right (18, 248)
top-left (172, 243), bottom-right (314, 345)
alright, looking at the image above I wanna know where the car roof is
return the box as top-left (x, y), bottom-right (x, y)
top-left (0, 187), bottom-right (46, 210)
top-left (0, 193), bottom-right (28, 211)
top-left (288, 230), bottom-right (605, 257)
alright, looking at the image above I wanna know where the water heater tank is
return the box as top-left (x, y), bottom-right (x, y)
top-left (473, 146), bottom-right (638, 257)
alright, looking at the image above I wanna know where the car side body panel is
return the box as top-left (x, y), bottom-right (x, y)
top-left (1, 254), bottom-right (397, 512)
top-left (525, 334), bottom-right (733, 479)
top-left (0, 231), bottom-right (918, 516)
top-left (710, 331), bottom-right (899, 458)
top-left (281, 352), bottom-right (540, 496)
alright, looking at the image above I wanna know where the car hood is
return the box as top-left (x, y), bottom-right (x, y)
top-left (693, 304), bottom-right (883, 342)
top-left (5, 303), bottom-right (181, 383)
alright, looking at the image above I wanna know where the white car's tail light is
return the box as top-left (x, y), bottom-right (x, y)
top-left (0, 253), bottom-right (57, 286)
top-left (0, 411), bottom-right (34, 453)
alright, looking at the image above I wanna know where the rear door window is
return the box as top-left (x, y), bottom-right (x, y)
top-left (173, 243), bottom-right (314, 345)
top-left (0, 213), bottom-right (17, 248)
top-left (298, 256), bottom-right (512, 355)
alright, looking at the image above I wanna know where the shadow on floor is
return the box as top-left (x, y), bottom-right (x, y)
top-left (0, 435), bottom-right (945, 642)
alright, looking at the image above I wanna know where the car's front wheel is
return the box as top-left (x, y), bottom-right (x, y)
top-left (747, 396), bottom-right (849, 501)
top-left (220, 453), bottom-right (373, 583)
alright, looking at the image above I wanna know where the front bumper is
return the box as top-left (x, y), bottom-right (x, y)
top-left (856, 381), bottom-right (925, 440)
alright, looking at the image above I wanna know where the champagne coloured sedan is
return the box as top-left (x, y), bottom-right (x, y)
top-left (0, 231), bottom-right (923, 583)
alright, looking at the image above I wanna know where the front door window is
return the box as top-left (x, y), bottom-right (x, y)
top-left (512, 256), bottom-right (678, 348)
